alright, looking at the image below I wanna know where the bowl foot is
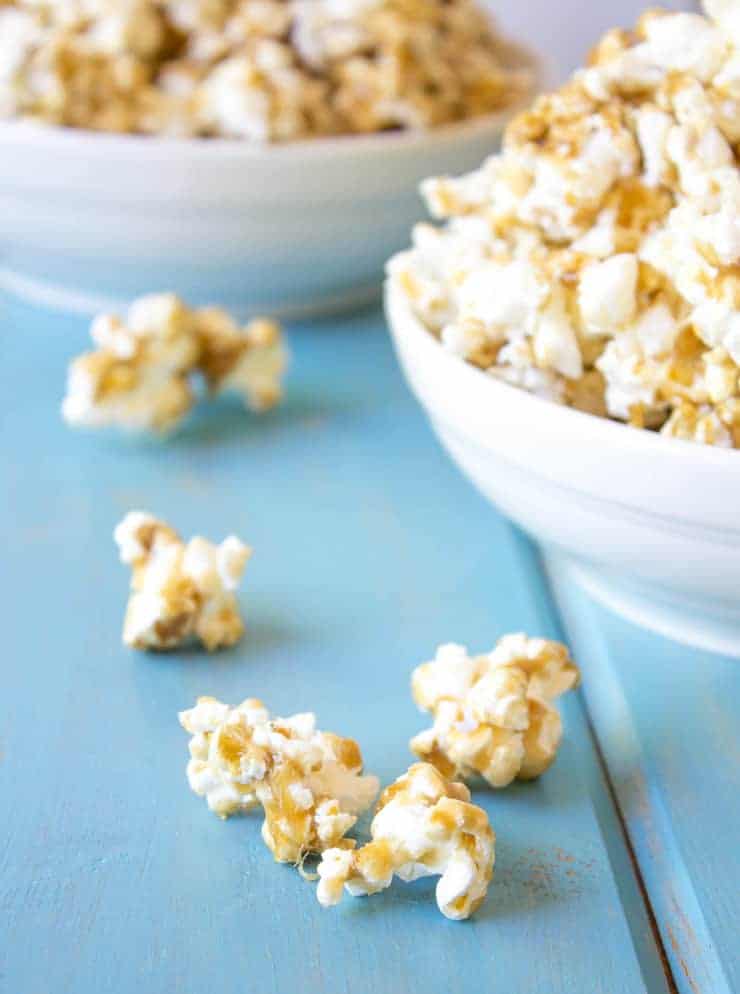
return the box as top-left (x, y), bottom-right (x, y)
top-left (0, 266), bottom-right (116, 316)
top-left (0, 265), bottom-right (381, 320)
top-left (545, 552), bottom-right (740, 658)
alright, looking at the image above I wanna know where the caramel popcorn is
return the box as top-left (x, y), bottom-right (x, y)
top-left (179, 695), bottom-right (380, 862)
top-left (0, 0), bottom-right (533, 139)
top-left (115, 511), bottom-right (251, 651)
top-left (62, 292), bottom-right (287, 433)
top-left (62, 294), bottom-right (200, 432)
top-left (195, 308), bottom-right (286, 412)
top-left (316, 762), bottom-right (494, 920)
top-left (409, 636), bottom-right (580, 788)
top-left (389, 3), bottom-right (740, 448)
top-left (661, 399), bottom-right (734, 446)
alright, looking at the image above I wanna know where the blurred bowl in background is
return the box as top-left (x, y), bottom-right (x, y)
top-left (386, 278), bottom-right (740, 657)
top-left (0, 44), bottom-right (543, 320)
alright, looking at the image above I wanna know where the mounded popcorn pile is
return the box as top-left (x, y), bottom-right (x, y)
top-left (390, 2), bottom-right (740, 448)
top-left (62, 292), bottom-right (287, 432)
top-left (0, 0), bottom-right (532, 139)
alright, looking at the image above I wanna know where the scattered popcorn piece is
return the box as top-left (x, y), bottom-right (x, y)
top-left (316, 762), bottom-right (495, 921)
top-left (195, 310), bottom-right (287, 411)
top-left (409, 635), bottom-right (580, 788)
top-left (62, 293), bottom-right (287, 433)
top-left (62, 294), bottom-right (199, 432)
top-left (179, 696), bottom-right (379, 862)
top-left (389, 2), bottom-right (740, 447)
top-left (1, 0), bottom-right (533, 139)
top-left (114, 511), bottom-right (251, 651)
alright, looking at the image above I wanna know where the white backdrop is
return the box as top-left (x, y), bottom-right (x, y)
top-left (491, 0), bottom-right (696, 79)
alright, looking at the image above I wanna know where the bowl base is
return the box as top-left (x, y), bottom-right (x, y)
top-left (0, 265), bottom-right (381, 321)
top-left (545, 552), bottom-right (740, 658)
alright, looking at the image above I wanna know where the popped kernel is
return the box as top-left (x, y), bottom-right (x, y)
top-left (316, 762), bottom-right (495, 920)
top-left (62, 295), bottom-right (200, 432)
top-left (389, 3), bottom-right (740, 448)
top-left (195, 309), bottom-right (287, 412)
top-left (62, 292), bottom-right (287, 433)
top-left (0, 0), bottom-right (533, 139)
top-left (179, 695), bottom-right (380, 862)
top-left (114, 510), bottom-right (251, 651)
top-left (409, 635), bottom-right (580, 787)
top-left (661, 400), bottom-right (734, 447)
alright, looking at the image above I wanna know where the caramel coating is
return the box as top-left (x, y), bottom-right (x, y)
top-left (410, 635), bottom-right (580, 787)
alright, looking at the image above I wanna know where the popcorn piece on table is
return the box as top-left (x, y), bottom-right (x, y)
top-left (194, 308), bottom-right (288, 412)
top-left (62, 292), bottom-right (287, 432)
top-left (316, 762), bottom-right (495, 921)
top-left (62, 293), bottom-right (200, 432)
top-left (179, 696), bottom-right (380, 863)
top-left (410, 635), bottom-right (580, 788)
top-left (114, 511), bottom-right (251, 651)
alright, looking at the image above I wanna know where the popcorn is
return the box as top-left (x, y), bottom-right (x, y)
top-left (295, 0), bottom-right (532, 135)
top-left (196, 51), bottom-right (331, 141)
top-left (62, 294), bottom-right (199, 432)
top-left (578, 255), bottom-right (638, 336)
top-left (62, 293), bottom-right (287, 433)
top-left (195, 309), bottom-right (287, 412)
top-left (316, 762), bottom-right (494, 920)
top-left (1, 0), bottom-right (533, 139)
top-left (390, 3), bottom-right (740, 447)
top-left (0, 6), bottom-right (45, 117)
top-left (661, 400), bottom-right (734, 447)
top-left (0, 0), bottom-right (169, 132)
top-left (179, 695), bottom-right (380, 862)
top-left (594, 303), bottom-right (679, 424)
top-left (114, 511), bottom-right (251, 651)
top-left (409, 636), bottom-right (580, 788)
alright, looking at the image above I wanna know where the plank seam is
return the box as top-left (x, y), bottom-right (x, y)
top-left (569, 683), bottom-right (679, 994)
top-left (541, 551), bottom-right (737, 994)
top-left (519, 535), bottom-right (680, 994)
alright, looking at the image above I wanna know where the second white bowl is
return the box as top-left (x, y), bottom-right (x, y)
top-left (0, 46), bottom-right (541, 319)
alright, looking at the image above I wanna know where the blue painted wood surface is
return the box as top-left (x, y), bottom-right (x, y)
top-left (1, 295), bottom-right (732, 994)
top-left (548, 556), bottom-right (740, 994)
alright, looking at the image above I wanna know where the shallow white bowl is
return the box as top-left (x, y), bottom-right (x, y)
top-left (0, 46), bottom-right (541, 319)
top-left (386, 280), bottom-right (740, 657)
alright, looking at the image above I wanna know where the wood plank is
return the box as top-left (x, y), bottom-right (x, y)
top-left (547, 554), bottom-right (739, 994)
top-left (1, 298), bottom-right (670, 994)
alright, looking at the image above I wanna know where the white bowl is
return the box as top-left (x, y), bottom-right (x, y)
top-left (0, 46), bottom-right (541, 319)
top-left (386, 280), bottom-right (740, 657)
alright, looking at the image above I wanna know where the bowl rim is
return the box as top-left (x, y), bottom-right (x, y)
top-left (0, 41), bottom-right (545, 163)
top-left (384, 276), bottom-right (740, 468)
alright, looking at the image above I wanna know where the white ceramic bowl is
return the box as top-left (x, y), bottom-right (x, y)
top-left (0, 46), bottom-right (541, 319)
top-left (386, 279), bottom-right (740, 657)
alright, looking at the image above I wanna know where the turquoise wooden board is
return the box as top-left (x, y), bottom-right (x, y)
top-left (548, 556), bottom-right (740, 994)
top-left (1, 295), bottom-right (674, 994)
